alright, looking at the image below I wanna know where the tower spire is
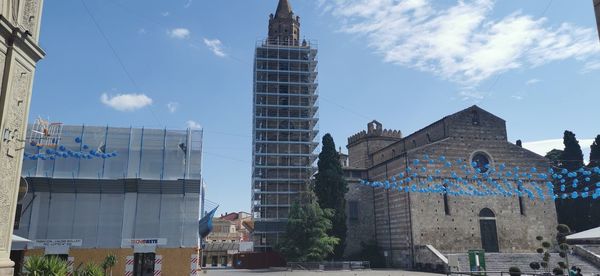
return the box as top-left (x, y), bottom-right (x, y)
top-left (268, 0), bottom-right (300, 45)
top-left (275, 0), bottom-right (292, 18)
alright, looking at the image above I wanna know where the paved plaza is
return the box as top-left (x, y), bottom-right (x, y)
top-left (201, 269), bottom-right (442, 276)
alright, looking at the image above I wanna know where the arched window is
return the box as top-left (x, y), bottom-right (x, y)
top-left (479, 208), bottom-right (499, 252)
top-left (479, 208), bottom-right (495, 218)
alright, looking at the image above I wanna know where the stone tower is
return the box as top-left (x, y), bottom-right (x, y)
top-left (252, 0), bottom-right (318, 251)
top-left (346, 120), bottom-right (402, 168)
top-left (268, 0), bottom-right (300, 45)
top-left (0, 1), bottom-right (46, 275)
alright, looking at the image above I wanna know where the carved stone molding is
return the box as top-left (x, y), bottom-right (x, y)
top-left (20, 0), bottom-right (40, 40)
top-left (0, 61), bottom-right (31, 251)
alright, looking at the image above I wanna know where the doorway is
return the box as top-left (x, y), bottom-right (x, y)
top-left (479, 208), bottom-right (499, 253)
top-left (133, 253), bottom-right (155, 276)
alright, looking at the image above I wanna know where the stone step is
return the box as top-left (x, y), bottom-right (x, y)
top-left (447, 253), bottom-right (600, 275)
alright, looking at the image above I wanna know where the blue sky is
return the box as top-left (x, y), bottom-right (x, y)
top-left (32, 0), bottom-right (600, 213)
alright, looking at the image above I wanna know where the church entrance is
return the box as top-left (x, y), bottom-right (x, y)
top-left (479, 208), bottom-right (499, 253)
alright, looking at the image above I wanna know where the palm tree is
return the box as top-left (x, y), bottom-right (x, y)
top-left (101, 253), bottom-right (117, 276)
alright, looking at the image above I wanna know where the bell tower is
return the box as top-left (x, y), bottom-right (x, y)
top-left (268, 0), bottom-right (300, 45)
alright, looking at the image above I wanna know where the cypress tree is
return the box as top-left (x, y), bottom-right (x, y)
top-left (314, 134), bottom-right (348, 259)
top-left (560, 131), bottom-right (584, 171)
top-left (589, 135), bottom-right (600, 167)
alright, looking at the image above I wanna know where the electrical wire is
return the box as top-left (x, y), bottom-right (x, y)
top-left (79, 0), bottom-right (164, 126)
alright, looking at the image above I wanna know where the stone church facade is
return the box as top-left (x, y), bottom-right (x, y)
top-left (343, 106), bottom-right (558, 268)
top-left (0, 1), bottom-right (45, 275)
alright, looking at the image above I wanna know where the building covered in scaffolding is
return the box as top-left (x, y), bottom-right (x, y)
top-left (13, 124), bottom-right (203, 275)
top-left (251, 0), bottom-right (319, 251)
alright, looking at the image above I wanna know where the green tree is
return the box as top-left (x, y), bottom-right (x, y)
top-left (589, 135), bottom-right (600, 167)
top-left (560, 131), bottom-right (584, 171)
top-left (314, 134), bottom-right (348, 259)
top-left (555, 131), bottom-right (588, 231)
top-left (276, 196), bottom-right (340, 262)
top-left (545, 149), bottom-right (564, 167)
top-left (101, 253), bottom-right (117, 276)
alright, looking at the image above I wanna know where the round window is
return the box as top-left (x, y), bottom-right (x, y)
top-left (471, 152), bottom-right (490, 173)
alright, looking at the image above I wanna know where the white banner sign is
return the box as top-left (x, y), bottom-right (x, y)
top-left (122, 238), bottom-right (167, 247)
top-left (33, 239), bottom-right (82, 248)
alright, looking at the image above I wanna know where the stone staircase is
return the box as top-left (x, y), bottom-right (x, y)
top-left (446, 253), bottom-right (600, 275)
top-left (581, 245), bottom-right (600, 255)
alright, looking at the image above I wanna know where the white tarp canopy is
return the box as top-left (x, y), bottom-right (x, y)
top-left (12, 235), bottom-right (31, 243)
top-left (566, 227), bottom-right (600, 241)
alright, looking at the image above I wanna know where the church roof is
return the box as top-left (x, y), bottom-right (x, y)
top-left (275, 0), bottom-right (293, 18)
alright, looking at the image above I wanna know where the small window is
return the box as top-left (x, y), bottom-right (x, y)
top-left (472, 110), bottom-right (480, 125)
top-left (349, 201), bottom-right (359, 221)
top-left (517, 185), bottom-right (526, 216)
top-left (443, 184), bottom-right (450, 215)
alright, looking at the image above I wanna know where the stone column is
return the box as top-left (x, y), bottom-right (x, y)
top-left (0, 1), bottom-right (45, 275)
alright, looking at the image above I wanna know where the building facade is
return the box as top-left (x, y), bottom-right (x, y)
top-left (0, 2), bottom-right (46, 275)
top-left (14, 125), bottom-right (203, 276)
top-left (344, 106), bottom-right (558, 268)
top-left (252, 0), bottom-right (319, 251)
top-left (203, 212), bottom-right (253, 268)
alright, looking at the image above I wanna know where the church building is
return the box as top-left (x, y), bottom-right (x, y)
top-left (344, 106), bottom-right (558, 269)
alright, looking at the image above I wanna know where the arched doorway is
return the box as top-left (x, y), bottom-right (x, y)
top-left (479, 208), bottom-right (499, 252)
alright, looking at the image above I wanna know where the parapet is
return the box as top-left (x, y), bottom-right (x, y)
top-left (347, 120), bottom-right (402, 146)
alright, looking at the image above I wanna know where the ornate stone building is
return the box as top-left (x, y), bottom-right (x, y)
top-left (0, 1), bottom-right (45, 275)
top-left (344, 106), bottom-right (558, 268)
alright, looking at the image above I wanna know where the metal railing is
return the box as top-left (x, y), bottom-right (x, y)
top-left (287, 261), bottom-right (370, 271)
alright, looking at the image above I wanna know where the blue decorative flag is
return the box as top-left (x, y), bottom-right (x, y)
top-left (199, 206), bottom-right (219, 239)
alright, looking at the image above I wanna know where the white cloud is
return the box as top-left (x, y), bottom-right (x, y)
top-left (161, 11), bottom-right (170, 17)
top-left (168, 28), bottom-right (190, 39)
top-left (582, 60), bottom-right (600, 73)
top-left (525, 78), bottom-right (540, 85)
top-left (321, 0), bottom-right (600, 89)
top-left (138, 28), bottom-right (147, 35)
top-left (167, 102), bottom-right (179, 113)
top-left (186, 120), bottom-right (202, 129)
top-left (459, 90), bottom-right (485, 101)
top-left (511, 95), bottom-right (523, 100)
top-left (184, 0), bottom-right (193, 8)
top-left (523, 139), bottom-right (594, 163)
top-left (100, 93), bottom-right (153, 112)
top-left (203, 38), bottom-right (227, 57)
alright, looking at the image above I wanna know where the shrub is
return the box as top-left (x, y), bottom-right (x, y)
top-left (530, 262), bottom-right (541, 270)
top-left (23, 256), bottom-right (69, 276)
top-left (509, 266), bottom-right (522, 276)
top-left (75, 263), bottom-right (104, 276)
top-left (553, 267), bottom-right (564, 275)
